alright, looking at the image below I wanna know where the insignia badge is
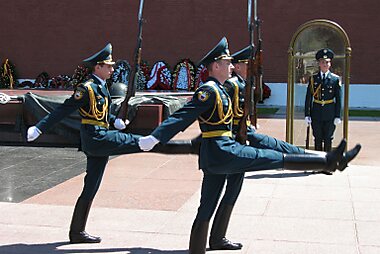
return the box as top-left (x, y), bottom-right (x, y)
top-left (198, 90), bottom-right (210, 102)
top-left (74, 89), bottom-right (85, 100)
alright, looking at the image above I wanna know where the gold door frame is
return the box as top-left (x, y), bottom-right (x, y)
top-left (286, 19), bottom-right (351, 147)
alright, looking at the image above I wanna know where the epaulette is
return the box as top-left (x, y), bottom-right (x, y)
top-left (201, 80), bottom-right (217, 90)
top-left (226, 76), bottom-right (239, 83)
top-left (330, 73), bottom-right (339, 78)
top-left (82, 79), bottom-right (94, 88)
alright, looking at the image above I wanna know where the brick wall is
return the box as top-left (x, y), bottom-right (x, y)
top-left (0, 0), bottom-right (378, 84)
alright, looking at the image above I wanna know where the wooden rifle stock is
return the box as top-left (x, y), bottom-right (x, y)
top-left (117, 0), bottom-right (144, 121)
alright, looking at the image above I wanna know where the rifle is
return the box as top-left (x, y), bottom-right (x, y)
top-left (252, 3), bottom-right (263, 128)
top-left (117, 0), bottom-right (145, 121)
top-left (235, 0), bottom-right (255, 145)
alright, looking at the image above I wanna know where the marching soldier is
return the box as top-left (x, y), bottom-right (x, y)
top-left (26, 43), bottom-right (195, 244)
top-left (305, 48), bottom-right (342, 152)
top-left (138, 37), bottom-right (361, 253)
top-left (205, 45), bottom-right (311, 251)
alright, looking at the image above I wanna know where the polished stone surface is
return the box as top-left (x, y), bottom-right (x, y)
top-left (0, 146), bottom-right (86, 202)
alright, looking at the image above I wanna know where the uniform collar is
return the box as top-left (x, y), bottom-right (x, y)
top-left (92, 74), bottom-right (106, 86)
top-left (206, 76), bottom-right (223, 87)
top-left (320, 70), bottom-right (330, 78)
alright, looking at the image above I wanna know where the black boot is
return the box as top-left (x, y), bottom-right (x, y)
top-left (284, 139), bottom-right (346, 173)
top-left (152, 135), bottom-right (201, 155)
top-left (69, 198), bottom-right (101, 244)
top-left (209, 204), bottom-right (242, 250)
top-left (337, 144), bottom-right (362, 171)
top-left (189, 219), bottom-right (209, 254)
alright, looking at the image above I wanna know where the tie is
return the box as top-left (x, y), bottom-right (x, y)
top-left (322, 73), bottom-right (326, 83)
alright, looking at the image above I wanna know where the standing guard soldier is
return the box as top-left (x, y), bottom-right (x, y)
top-left (138, 38), bottom-right (361, 253)
top-left (26, 43), bottom-right (195, 244)
top-left (305, 48), bottom-right (342, 153)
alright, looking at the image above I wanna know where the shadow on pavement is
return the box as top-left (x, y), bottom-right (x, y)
top-left (0, 242), bottom-right (188, 254)
top-left (245, 171), bottom-right (313, 179)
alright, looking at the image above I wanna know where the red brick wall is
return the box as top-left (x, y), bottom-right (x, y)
top-left (0, 0), bottom-right (378, 84)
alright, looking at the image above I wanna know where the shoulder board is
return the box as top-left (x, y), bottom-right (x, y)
top-left (330, 73), bottom-right (339, 78)
top-left (199, 80), bottom-right (217, 90)
top-left (82, 79), bottom-right (94, 88)
top-left (226, 76), bottom-right (239, 83)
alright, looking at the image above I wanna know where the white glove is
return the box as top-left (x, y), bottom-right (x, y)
top-left (138, 135), bottom-right (160, 151)
top-left (334, 118), bottom-right (342, 125)
top-left (27, 126), bottom-right (42, 142)
top-left (114, 118), bottom-right (130, 130)
top-left (305, 116), bottom-right (312, 125)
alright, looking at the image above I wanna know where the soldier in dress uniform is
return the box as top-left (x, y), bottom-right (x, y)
top-left (305, 48), bottom-right (342, 152)
top-left (26, 43), bottom-right (195, 244)
top-left (138, 38), bottom-right (361, 253)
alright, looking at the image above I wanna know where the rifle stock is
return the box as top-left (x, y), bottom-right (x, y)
top-left (117, 0), bottom-right (144, 121)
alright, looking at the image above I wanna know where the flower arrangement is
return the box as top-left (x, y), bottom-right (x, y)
top-left (135, 60), bottom-right (150, 91)
top-left (70, 65), bottom-right (90, 89)
top-left (146, 61), bottom-right (172, 90)
top-left (34, 72), bottom-right (50, 88)
top-left (172, 59), bottom-right (196, 91)
top-left (194, 64), bottom-right (209, 90)
top-left (110, 60), bottom-right (131, 85)
top-left (50, 75), bottom-right (71, 89)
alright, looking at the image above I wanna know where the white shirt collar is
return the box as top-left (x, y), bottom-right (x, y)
top-left (320, 70), bottom-right (330, 77)
top-left (93, 74), bottom-right (106, 86)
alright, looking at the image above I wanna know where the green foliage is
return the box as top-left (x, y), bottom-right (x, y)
top-left (349, 110), bottom-right (380, 117)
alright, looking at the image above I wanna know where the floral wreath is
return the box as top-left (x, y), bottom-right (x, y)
top-left (110, 60), bottom-right (131, 86)
top-left (70, 65), bottom-right (90, 89)
top-left (194, 64), bottom-right (209, 90)
top-left (50, 75), bottom-right (71, 89)
top-left (146, 61), bottom-right (172, 90)
top-left (34, 72), bottom-right (50, 88)
top-left (135, 60), bottom-right (150, 91)
top-left (172, 59), bottom-right (196, 91)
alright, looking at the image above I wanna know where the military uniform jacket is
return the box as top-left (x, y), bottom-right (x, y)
top-left (151, 77), bottom-right (244, 172)
top-left (305, 72), bottom-right (341, 121)
top-left (36, 75), bottom-right (116, 151)
top-left (223, 74), bottom-right (252, 133)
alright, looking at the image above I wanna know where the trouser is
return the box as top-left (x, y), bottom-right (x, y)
top-left (190, 173), bottom-right (243, 254)
top-left (80, 155), bottom-right (109, 200)
top-left (311, 119), bottom-right (335, 151)
top-left (248, 131), bottom-right (305, 154)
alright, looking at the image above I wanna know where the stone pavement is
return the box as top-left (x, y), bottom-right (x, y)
top-left (0, 117), bottom-right (379, 254)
